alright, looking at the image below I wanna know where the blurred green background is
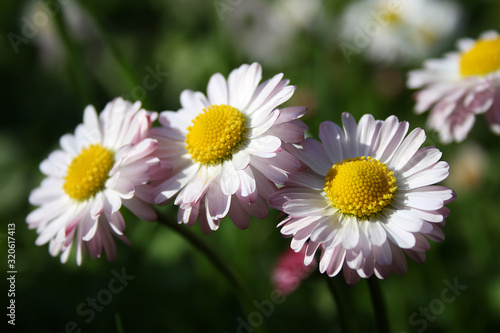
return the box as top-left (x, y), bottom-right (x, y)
top-left (1, 0), bottom-right (500, 332)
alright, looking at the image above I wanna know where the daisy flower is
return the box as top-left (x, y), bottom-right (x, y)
top-left (222, 0), bottom-right (322, 66)
top-left (151, 63), bottom-right (307, 233)
top-left (339, 0), bottom-right (461, 64)
top-left (408, 30), bottom-right (500, 143)
top-left (27, 98), bottom-right (162, 265)
top-left (270, 113), bottom-right (455, 284)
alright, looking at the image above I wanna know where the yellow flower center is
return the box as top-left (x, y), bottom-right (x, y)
top-left (460, 37), bottom-right (500, 77)
top-left (323, 156), bottom-right (397, 218)
top-left (385, 12), bottom-right (400, 25)
top-left (63, 144), bottom-right (115, 201)
top-left (185, 104), bottom-right (247, 165)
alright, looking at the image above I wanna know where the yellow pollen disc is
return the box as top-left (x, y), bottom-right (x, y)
top-left (63, 144), bottom-right (115, 201)
top-left (460, 37), bottom-right (500, 77)
top-left (385, 12), bottom-right (400, 25)
top-left (185, 104), bottom-right (247, 165)
top-left (323, 156), bottom-right (397, 218)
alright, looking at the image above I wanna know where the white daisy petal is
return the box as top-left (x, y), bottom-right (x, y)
top-left (247, 135), bottom-right (281, 155)
top-left (29, 179), bottom-right (64, 205)
top-left (399, 146), bottom-right (443, 178)
top-left (228, 62), bottom-right (262, 109)
top-left (90, 193), bottom-right (105, 219)
top-left (318, 121), bottom-right (345, 164)
top-left (249, 109), bottom-right (280, 137)
top-left (180, 90), bottom-right (210, 115)
top-left (157, 110), bottom-right (192, 136)
top-left (250, 156), bottom-right (289, 185)
top-left (122, 197), bottom-right (157, 222)
top-left (287, 138), bottom-right (330, 175)
top-left (206, 182), bottom-right (231, 220)
top-left (35, 205), bottom-right (79, 245)
top-left (155, 163), bottom-right (199, 202)
top-left (372, 242), bottom-right (392, 266)
top-left (310, 215), bottom-right (340, 243)
top-left (40, 150), bottom-right (68, 178)
top-left (385, 209), bottom-right (424, 233)
top-left (81, 217), bottom-right (99, 242)
top-left (389, 244), bottom-right (408, 276)
top-left (280, 215), bottom-right (322, 236)
top-left (286, 169), bottom-right (324, 190)
top-left (207, 73), bottom-right (229, 105)
top-left (238, 167), bottom-right (256, 199)
top-left (283, 199), bottom-right (331, 217)
top-left (372, 115), bottom-right (400, 161)
top-left (405, 161), bottom-right (449, 189)
top-left (356, 114), bottom-right (377, 156)
top-left (323, 246), bottom-right (346, 277)
top-left (304, 241), bottom-right (320, 266)
top-left (220, 162), bottom-right (240, 195)
top-left (104, 190), bottom-right (123, 214)
top-left (379, 119), bottom-right (409, 163)
top-left (341, 216), bottom-right (360, 250)
top-left (246, 73), bottom-right (285, 115)
top-left (178, 165), bottom-right (215, 205)
top-left (83, 105), bottom-right (102, 142)
top-left (232, 150), bottom-right (251, 170)
top-left (388, 128), bottom-right (426, 171)
top-left (382, 217), bottom-right (416, 249)
top-left (228, 198), bottom-right (250, 230)
top-left (365, 221), bottom-right (387, 247)
top-left (59, 134), bottom-right (80, 157)
top-left (398, 192), bottom-right (444, 211)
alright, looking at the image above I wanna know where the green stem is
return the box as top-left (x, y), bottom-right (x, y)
top-left (325, 276), bottom-right (358, 333)
top-left (114, 312), bottom-right (125, 333)
top-left (367, 277), bottom-right (391, 333)
top-left (155, 209), bottom-right (259, 329)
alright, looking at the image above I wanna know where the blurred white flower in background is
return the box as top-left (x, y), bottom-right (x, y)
top-left (339, 0), bottom-right (462, 65)
top-left (21, 0), bottom-right (95, 69)
top-left (222, 0), bottom-right (322, 66)
top-left (445, 142), bottom-right (488, 192)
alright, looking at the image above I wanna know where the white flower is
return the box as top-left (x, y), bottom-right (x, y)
top-left (27, 98), bottom-right (161, 265)
top-left (408, 30), bottom-right (500, 143)
top-left (339, 0), bottom-right (461, 64)
top-left (270, 113), bottom-right (455, 284)
top-left (222, 0), bottom-right (322, 66)
top-left (151, 63), bottom-right (307, 233)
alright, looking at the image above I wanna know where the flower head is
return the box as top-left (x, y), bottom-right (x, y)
top-left (408, 30), bottom-right (500, 143)
top-left (270, 113), bottom-right (455, 284)
top-left (223, 0), bottom-right (322, 66)
top-left (151, 63), bottom-right (307, 233)
top-left (340, 0), bottom-right (461, 64)
top-left (27, 98), bottom-right (161, 265)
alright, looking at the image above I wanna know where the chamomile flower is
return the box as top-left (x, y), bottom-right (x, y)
top-left (222, 0), bottom-right (322, 66)
top-left (408, 30), bottom-right (500, 143)
top-left (151, 63), bottom-right (307, 233)
top-left (270, 113), bottom-right (455, 284)
top-left (27, 98), bottom-right (161, 265)
top-left (339, 0), bottom-right (461, 64)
